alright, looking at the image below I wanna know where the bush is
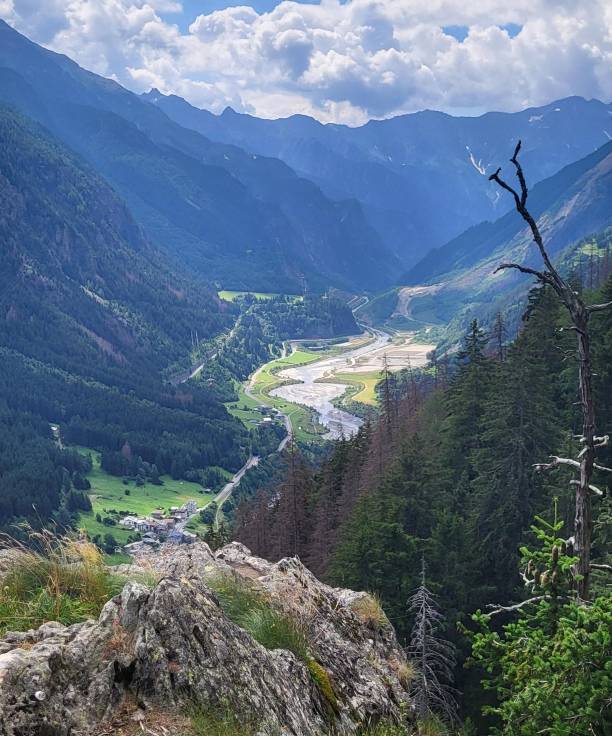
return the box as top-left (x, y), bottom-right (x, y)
top-left (0, 530), bottom-right (125, 635)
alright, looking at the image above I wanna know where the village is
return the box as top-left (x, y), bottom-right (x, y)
top-left (119, 500), bottom-right (199, 554)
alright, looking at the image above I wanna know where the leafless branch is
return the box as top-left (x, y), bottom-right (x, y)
top-left (485, 594), bottom-right (579, 616)
top-left (494, 263), bottom-right (550, 282)
top-left (569, 480), bottom-right (603, 496)
top-left (591, 563), bottom-right (612, 573)
top-left (485, 596), bottom-right (547, 615)
top-left (587, 301), bottom-right (612, 314)
top-left (533, 456), bottom-right (579, 472)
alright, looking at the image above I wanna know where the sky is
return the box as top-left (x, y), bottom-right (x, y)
top-left (1, 1), bottom-right (610, 125)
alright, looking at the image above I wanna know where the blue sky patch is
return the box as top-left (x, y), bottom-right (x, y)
top-left (442, 25), bottom-right (469, 42)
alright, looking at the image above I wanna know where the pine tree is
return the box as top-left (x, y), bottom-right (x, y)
top-left (470, 289), bottom-right (562, 601)
top-left (442, 319), bottom-right (491, 504)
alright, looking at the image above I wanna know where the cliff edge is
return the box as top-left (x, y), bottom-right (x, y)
top-left (0, 542), bottom-right (411, 735)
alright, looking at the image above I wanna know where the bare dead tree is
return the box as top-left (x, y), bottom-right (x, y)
top-left (406, 558), bottom-right (458, 724)
top-left (490, 140), bottom-right (611, 599)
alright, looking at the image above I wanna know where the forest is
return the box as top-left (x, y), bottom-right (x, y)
top-left (235, 268), bottom-right (612, 733)
top-left (198, 293), bottom-right (358, 398)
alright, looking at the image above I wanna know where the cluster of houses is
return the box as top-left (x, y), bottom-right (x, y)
top-left (121, 500), bottom-right (199, 554)
top-left (249, 405), bottom-right (278, 426)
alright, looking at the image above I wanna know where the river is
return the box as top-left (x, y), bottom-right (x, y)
top-left (271, 328), bottom-right (435, 440)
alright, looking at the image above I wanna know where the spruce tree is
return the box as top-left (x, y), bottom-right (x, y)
top-left (442, 319), bottom-right (491, 505)
top-left (470, 288), bottom-right (562, 601)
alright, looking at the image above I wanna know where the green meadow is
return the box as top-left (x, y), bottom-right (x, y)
top-left (324, 370), bottom-right (382, 406)
top-left (72, 447), bottom-right (215, 544)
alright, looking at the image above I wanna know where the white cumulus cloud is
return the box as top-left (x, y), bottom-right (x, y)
top-left (2, 0), bottom-right (611, 124)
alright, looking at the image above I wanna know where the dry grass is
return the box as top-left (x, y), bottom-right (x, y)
top-left (389, 656), bottom-right (416, 688)
top-left (91, 698), bottom-right (193, 736)
top-left (102, 620), bottom-right (135, 660)
top-left (350, 594), bottom-right (388, 628)
top-left (0, 529), bottom-right (125, 635)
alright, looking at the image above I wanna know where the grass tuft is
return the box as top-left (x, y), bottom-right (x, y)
top-left (208, 573), bottom-right (337, 713)
top-left (238, 605), bottom-right (310, 661)
top-left (350, 593), bottom-right (387, 628)
top-left (0, 530), bottom-right (125, 635)
top-left (389, 656), bottom-right (416, 687)
top-left (189, 705), bottom-right (256, 736)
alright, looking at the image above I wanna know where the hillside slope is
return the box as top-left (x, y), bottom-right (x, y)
top-left (401, 140), bottom-right (612, 336)
top-left (145, 89), bottom-right (612, 268)
top-left (0, 20), bottom-right (398, 292)
top-left (0, 106), bottom-right (249, 529)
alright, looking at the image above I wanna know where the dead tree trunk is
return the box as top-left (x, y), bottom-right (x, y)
top-left (489, 141), bottom-right (611, 600)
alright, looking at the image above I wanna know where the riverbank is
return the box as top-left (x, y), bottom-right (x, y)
top-left (271, 329), bottom-right (436, 440)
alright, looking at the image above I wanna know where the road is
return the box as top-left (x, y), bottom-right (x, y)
top-left (210, 368), bottom-right (294, 527)
top-left (213, 454), bottom-right (260, 527)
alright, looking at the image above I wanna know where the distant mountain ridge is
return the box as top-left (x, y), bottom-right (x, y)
top-left (0, 20), bottom-right (398, 292)
top-left (143, 89), bottom-right (612, 268)
top-left (405, 140), bottom-right (612, 286)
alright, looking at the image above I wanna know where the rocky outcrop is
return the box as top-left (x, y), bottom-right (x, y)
top-left (0, 542), bottom-right (412, 735)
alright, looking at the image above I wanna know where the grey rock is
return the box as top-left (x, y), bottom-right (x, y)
top-left (0, 542), bottom-right (411, 735)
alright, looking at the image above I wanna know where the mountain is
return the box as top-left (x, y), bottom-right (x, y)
top-left (144, 89), bottom-right (612, 269)
top-left (0, 105), bottom-right (250, 528)
top-left (0, 105), bottom-right (231, 387)
top-left (0, 20), bottom-right (398, 292)
top-left (401, 139), bottom-right (612, 337)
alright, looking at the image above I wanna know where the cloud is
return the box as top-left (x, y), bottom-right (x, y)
top-left (3, 0), bottom-right (611, 124)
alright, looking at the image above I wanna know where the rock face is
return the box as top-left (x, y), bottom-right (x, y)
top-left (0, 542), bottom-right (411, 735)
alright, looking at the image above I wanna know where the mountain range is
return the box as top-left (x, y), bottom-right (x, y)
top-left (393, 139), bottom-right (612, 340)
top-left (1, 19), bottom-right (611, 294)
top-left (0, 20), bottom-right (399, 293)
top-left (144, 88), bottom-right (612, 269)
top-left (0, 17), bottom-right (610, 329)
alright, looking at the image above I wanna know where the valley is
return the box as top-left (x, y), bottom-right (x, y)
top-left (246, 327), bottom-right (436, 440)
top-left (0, 13), bottom-right (610, 735)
